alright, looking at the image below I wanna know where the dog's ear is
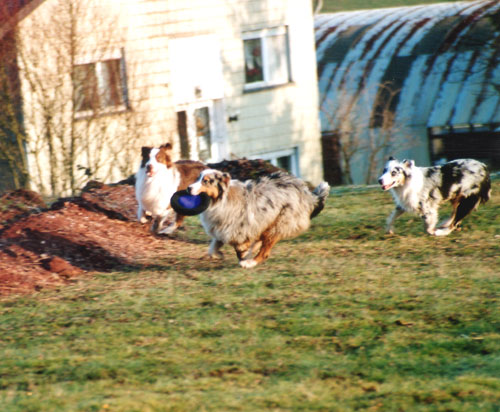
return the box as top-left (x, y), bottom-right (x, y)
top-left (158, 144), bottom-right (173, 167)
top-left (221, 172), bottom-right (231, 185)
top-left (141, 146), bottom-right (152, 159)
top-left (140, 146), bottom-right (152, 167)
top-left (402, 159), bottom-right (415, 168)
top-left (388, 156), bottom-right (395, 161)
top-left (402, 159), bottom-right (414, 178)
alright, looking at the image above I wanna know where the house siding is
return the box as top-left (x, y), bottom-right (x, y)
top-left (12, 0), bottom-right (321, 196)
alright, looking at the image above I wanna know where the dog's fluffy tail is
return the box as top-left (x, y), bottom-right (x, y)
top-left (479, 174), bottom-right (491, 204)
top-left (310, 181), bottom-right (330, 219)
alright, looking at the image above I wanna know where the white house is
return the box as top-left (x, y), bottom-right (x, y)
top-left (0, 0), bottom-right (323, 196)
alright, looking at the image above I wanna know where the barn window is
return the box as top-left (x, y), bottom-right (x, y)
top-left (428, 126), bottom-right (500, 169)
top-left (73, 53), bottom-right (128, 114)
top-left (243, 26), bottom-right (291, 90)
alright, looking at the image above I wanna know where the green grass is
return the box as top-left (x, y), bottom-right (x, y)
top-left (321, 0), bottom-right (473, 13)
top-left (1, 182), bottom-right (499, 411)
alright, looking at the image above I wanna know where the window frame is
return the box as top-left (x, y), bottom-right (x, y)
top-left (242, 26), bottom-right (291, 91)
top-left (73, 49), bottom-right (129, 118)
top-left (249, 147), bottom-right (300, 177)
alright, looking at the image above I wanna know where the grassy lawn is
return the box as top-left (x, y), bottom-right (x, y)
top-left (321, 0), bottom-right (471, 13)
top-left (0, 181), bottom-right (498, 411)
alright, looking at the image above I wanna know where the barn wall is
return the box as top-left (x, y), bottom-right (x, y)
top-left (316, 0), bottom-right (500, 184)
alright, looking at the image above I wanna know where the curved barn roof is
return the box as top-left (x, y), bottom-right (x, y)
top-left (315, 0), bottom-right (500, 132)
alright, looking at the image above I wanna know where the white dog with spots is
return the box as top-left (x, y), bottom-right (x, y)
top-left (378, 157), bottom-right (490, 236)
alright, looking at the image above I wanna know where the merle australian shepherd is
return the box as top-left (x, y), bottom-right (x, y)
top-left (378, 157), bottom-right (490, 236)
top-left (135, 143), bottom-right (206, 234)
top-left (187, 169), bottom-right (330, 268)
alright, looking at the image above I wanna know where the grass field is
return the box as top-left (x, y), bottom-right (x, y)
top-left (0, 181), bottom-right (499, 411)
top-left (321, 0), bottom-right (472, 13)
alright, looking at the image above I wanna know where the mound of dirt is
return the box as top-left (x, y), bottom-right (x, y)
top-left (0, 189), bottom-right (47, 230)
top-left (0, 159), bottom-right (282, 296)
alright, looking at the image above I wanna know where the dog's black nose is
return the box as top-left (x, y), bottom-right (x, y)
top-left (378, 178), bottom-right (383, 185)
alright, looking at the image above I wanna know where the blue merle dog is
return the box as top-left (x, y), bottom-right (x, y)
top-left (378, 158), bottom-right (490, 236)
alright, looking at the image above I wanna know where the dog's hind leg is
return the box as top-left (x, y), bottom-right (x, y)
top-left (155, 215), bottom-right (169, 233)
top-left (247, 241), bottom-right (262, 259)
top-left (439, 174), bottom-right (491, 236)
top-left (436, 195), bottom-right (481, 236)
top-left (150, 218), bottom-right (159, 233)
top-left (437, 198), bottom-right (460, 232)
top-left (239, 233), bottom-right (279, 269)
top-left (236, 241), bottom-right (262, 261)
top-left (208, 239), bottom-right (224, 259)
top-left (158, 212), bottom-right (185, 235)
top-left (386, 206), bottom-right (404, 234)
top-left (234, 240), bottom-right (255, 263)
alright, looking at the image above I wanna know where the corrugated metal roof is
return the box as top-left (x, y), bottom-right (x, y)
top-left (316, 0), bottom-right (500, 132)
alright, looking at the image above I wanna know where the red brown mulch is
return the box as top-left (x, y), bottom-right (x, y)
top-left (0, 159), bottom-right (282, 296)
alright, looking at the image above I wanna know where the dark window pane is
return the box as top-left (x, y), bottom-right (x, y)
top-left (195, 107), bottom-right (211, 161)
top-left (73, 63), bottom-right (97, 111)
top-left (244, 38), bottom-right (263, 83)
top-left (101, 59), bottom-right (124, 107)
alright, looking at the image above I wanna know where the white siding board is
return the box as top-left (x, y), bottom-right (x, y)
top-left (15, 0), bottom-right (323, 194)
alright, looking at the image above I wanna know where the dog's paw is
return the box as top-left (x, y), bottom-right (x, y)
top-left (208, 251), bottom-right (224, 260)
top-left (239, 259), bottom-right (257, 269)
top-left (139, 216), bottom-right (148, 224)
top-left (434, 228), bottom-right (452, 236)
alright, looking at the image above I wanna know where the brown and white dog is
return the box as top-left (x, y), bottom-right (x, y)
top-left (378, 157), bottom-right (491, 236)
top-left (188, 169), bottom-right (330, 268)
top-left (135, 143), bottom-right (206, 234)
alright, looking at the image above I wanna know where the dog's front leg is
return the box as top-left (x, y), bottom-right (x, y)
top-left (386, 206), bottom-right (404, 234)
top-left (208, 239), bottom-right (224, 259)
top-left (137, 205), bottom-right (148, 224)
top-left (422, 209), bottom-right (438, 235)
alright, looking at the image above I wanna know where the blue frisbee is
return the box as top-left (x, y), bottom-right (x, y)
top-left (171, 190), bottom-right (210, 216)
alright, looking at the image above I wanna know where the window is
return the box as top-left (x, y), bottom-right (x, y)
top-left (243, 26), bottom-right (291, 90)
top-left (428, 128), bottom-right (500, 169)
top-left (194, 107), bottom-right (212, 162)
top-left (73, 56), bottom-right (128, 114)
top-left (250, 147), bottom-right (299, 177)
top-left (176, 103), bottom-right (219, 163)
